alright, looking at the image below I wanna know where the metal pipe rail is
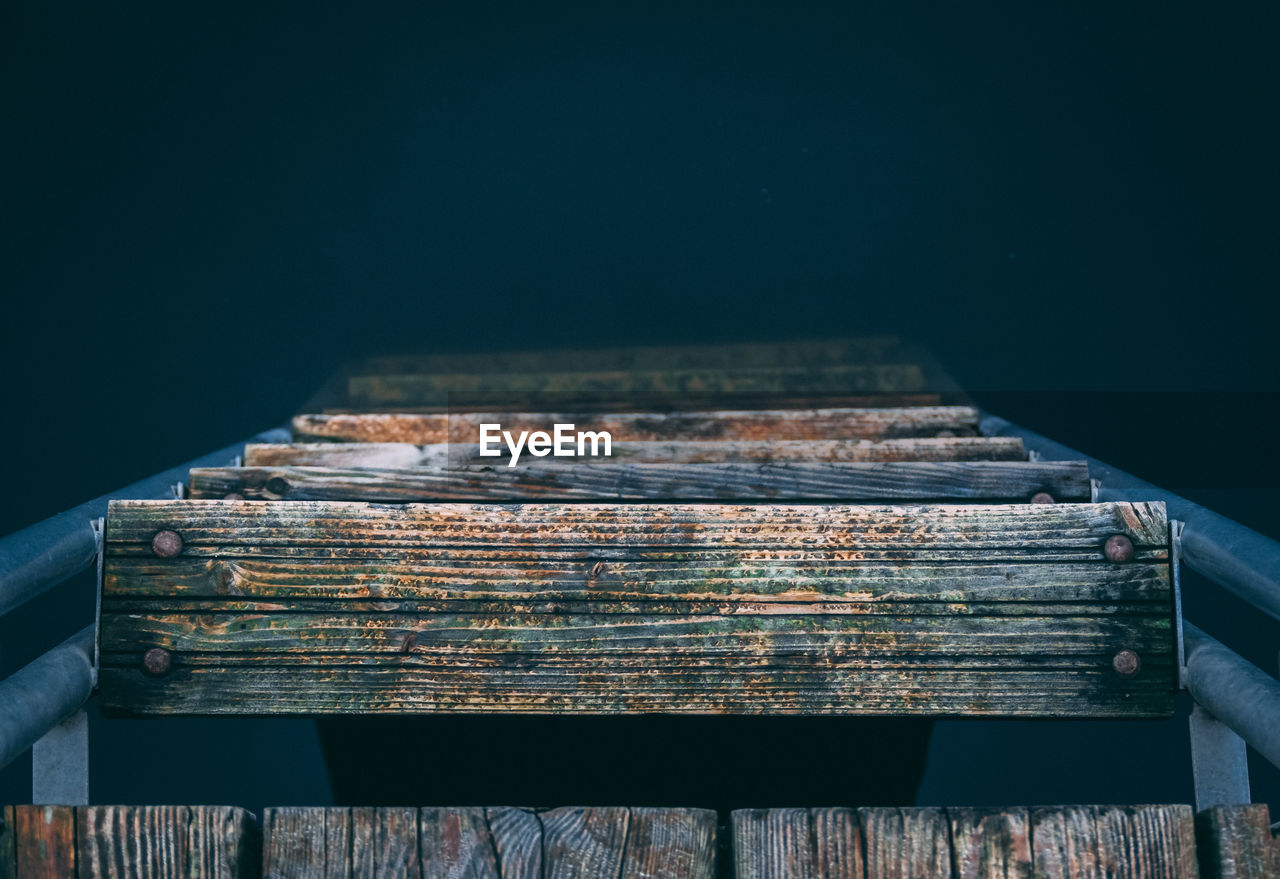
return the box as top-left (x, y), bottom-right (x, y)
top-left (1183, 622), bottom-right (1280, 770)
top-left (0, 626), bottom-right (94, 771)
top-left (0, 425), bottom-right (290, 792)
top-left (1, 412), bottom-right (1278, 810)
top-left (0, 426), bottom-right (290, 618)
top-left (980, 413), bottom-right (1280, 622)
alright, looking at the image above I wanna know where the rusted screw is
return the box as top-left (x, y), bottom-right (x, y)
top-left (142, 647), bottom-right (172, 676)
top-left (589, 561), bottom-right (606, 577)
top-left (1104, 534), bottom-right (1134, 563)
top-left (151, 530), bottom-right (183, 558)
top-left (223, 492), bottom-right (245, 501)
top-left (265, 476), bottom-right (290, 496)
top-left (1030, 492), bottom-right (1055, 505)
top-left (1112, 650), bottom-right (1141, 676)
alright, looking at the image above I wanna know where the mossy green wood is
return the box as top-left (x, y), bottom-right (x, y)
top-left (99, 500), bottom-right (1175, 718)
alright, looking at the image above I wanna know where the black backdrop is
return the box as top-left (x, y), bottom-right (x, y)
top-left (2, 2), bottom-right (1278, 815)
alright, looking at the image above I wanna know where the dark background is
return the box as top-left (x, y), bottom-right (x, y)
top-left (2, 2), bottom-right (1278, 815)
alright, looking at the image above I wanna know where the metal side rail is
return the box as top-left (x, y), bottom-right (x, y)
top-left (983, 410), bottom-right (1280, 810)
top-left (0, 424), bottom-right (291, 803)
top-left (981, 413), bottom-right (1280, 622)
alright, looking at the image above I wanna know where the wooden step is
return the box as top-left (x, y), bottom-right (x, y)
top-left (99, 500), bottom-right (1173, 718)
top-left (244, 437), bottom-right (1026, 467)
top-left (291, 405), bottom-right (981, 444)
top-left (187, 461), bottom-right (1088, 503)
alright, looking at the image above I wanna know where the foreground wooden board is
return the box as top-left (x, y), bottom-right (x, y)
top-left (1195, 804), bottom-right (1280, 878)
top-left (262, 806), bottom-right (716, 879)
top-left (100, 500), bottom-right (1173, 717)
top-left (1, 805), bottom-right (257, 878)
top-left (189, 461), bottom-right (1087, 503)
top-left (292, 405), bottom-right (981, 444)
top-left (735, 805), bottom-right (1198, 878)
top-left (244, 437), bottom-right (1026, 468)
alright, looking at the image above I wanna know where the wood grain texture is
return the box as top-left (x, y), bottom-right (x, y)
top-left (1195, 804), bottom-right (1280, 879)
top-left (1031, 806), bottom-right (1102, 879)
top-left (0, 806), bottom-right (14, 879)
top-left (1096, 805), bottom-right (1199, 879)
top-left (859, 807), bottom-right (953, 878)
top-left (99, 499), bottom-right (1174, 717)
top-left (291, 405), bottom-right (981, 444)
top-left (950, 808), bottom-right (1032, 879)
top-left (188, 460), bottom-right (1087, 503)
top-left (734, 808), bottom-right (863, 879)
top-left (13, 805), bottom-right (75, 878)
top-left (262, 807), bottom-right (714, 878)
top-left (244, 437), bottom-right (1026, 468)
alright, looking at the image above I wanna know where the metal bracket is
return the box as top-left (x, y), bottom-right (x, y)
top-left (32, 519), bottom-right (103, 805)
top-left (1189, 703), bottom-right (1251, 810)
top-left (31, 710), bottom-right (89, 805)
top-left (1172, 520), bottom-right (1186, 687)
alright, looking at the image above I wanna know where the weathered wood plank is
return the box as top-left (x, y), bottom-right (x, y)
top-left (0, 806), bottom-right (14, 879)
top-left (1030, 806), bottom-right (1102, 879)
top-left (859, 807), bottom-right (953, 878)
top-left (77, 805), bottom-right (191, 878)
top-left (189, 460), bottom-right (1087, 503)
top-left (264, 807), bottom-right (328, 878)
top-left (1096, 805), bottom-right (1199, 879)
top-left (99, 500), bottom-right (1174, 717)
top-left (13, 805), bottom-right (76, 878)
top-left (418, 807), bottom-right (499, 878)
top-left (244, 437), bottom-right (1026, 468)
top-left (6, 806), bottom-right (256, 878)
top-left (261, 806), bottom-right (714, 878)
top-left (540, 807), bottom-right (628, 879)
top-left (345, 362), bottom-right (929, 408)
top-left (734, 808), bottom-right (864, 879)
top-left (1195, 804), bottom-right (1280, 878)
top-left (356, 336), bottom-right (910, 375)
top-left (619, 807), bottom-right (716, 879)
top-left (486, 807), bottom-right (542, 879)
top-left (291, 405), bottom-right (981, 444)
top-left (950, 807), bottom-right (1032, 879)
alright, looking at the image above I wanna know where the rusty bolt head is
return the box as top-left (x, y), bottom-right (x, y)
top-left (151, 530), bottom-right (183, 558)
top-left (1030, 492), bottom-right (1055, 505)
top-left (1112, 650), bottom-right (1141, 676)
top-left (1104, 534), bottom-right (1135, 563)
top-left (142, 647), bottom-right (172, 676)
top-left (223, 492), bottom-right (245, 501)
top-left (265, 476), bottom-right (290, 496)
